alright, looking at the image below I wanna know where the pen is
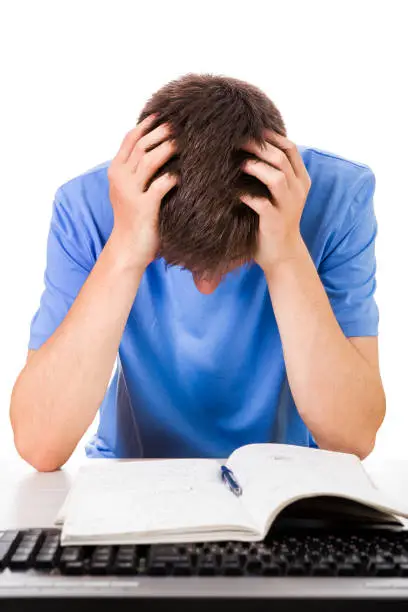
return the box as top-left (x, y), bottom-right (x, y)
top-left (220, 465), bottom-right (242, 497)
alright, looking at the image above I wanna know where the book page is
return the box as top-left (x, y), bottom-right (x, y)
top-left (60, 458), bottom-right (259, 544)
top-left (55, 459), bottom-right (114, 525)
top-left (227, 444), bottom-right (408, 537)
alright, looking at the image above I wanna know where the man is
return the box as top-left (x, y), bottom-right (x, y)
top-left (10, 74), bottom-right (385, 472)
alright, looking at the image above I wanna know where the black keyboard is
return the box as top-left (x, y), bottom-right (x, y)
top-left (2, 527), bottom-right (408, 577)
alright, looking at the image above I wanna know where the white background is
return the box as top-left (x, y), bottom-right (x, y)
top-left (1, 0), bottom-right (407, 467)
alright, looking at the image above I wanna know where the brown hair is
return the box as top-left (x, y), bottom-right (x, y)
top-left (137, 73), bottom-right (286, 278)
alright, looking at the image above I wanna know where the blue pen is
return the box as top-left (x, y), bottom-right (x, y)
top-left (220, 465), bottom-right (242, 497)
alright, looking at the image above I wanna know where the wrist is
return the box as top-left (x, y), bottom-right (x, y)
top-left (105, 229), bottom-right (148, 276)
top-left (263, 233), bottom-right (308, 283)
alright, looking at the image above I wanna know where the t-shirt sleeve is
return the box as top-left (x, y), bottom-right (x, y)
top-left (318, 169), bottom-right (379, 338)
top-left (28, 186), bottom-right (95, 350)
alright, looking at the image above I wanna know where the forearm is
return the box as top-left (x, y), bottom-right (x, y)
top-left (265, 235), bottom-right (385, 459)
top-left (10, 230), bottom-right (145, 471)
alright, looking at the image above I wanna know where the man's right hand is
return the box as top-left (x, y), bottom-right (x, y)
top-left (107, 113), bottom-right (178, 271)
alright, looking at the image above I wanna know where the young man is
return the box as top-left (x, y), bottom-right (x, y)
top-left (10, 74), bottom-right (385, 471)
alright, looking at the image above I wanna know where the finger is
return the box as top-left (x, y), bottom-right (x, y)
top-left (242, 159), bottom-right (288, 204)
top-left (241, 140), bottom-right (297, 189)
top-left (113, 114), bottom-right (158, 165)
top-left (148, 171), bottom-right (179, 200)
top-left (240, 193), bottom-right (275, 217)
top-left (127, 122), bottom-right (172, 169)
top-left (135, 138), bottom-right (178, 191)
top-left (142, 122), bottom-right (173, 153)
top-left (263, 130), bottom-right (310, 184)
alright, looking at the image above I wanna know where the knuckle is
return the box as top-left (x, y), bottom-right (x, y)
top-left (162, 172), bottom-right (176, 184)
top-left (275, 150), bottom-right (286, 165)
top-left (155, 172), bottom-right (176, 191)
top-left (272, 172), bottom-right (286, 188)
top-left (302, 173), bottom-right (312, 191)
top-left (134, 140), bottom-right (145, 153)
top-left (150, 181), bottom-right (164, 195)
top-left (159, 122), bottom-right (171, 134)
top-left (138, 153), bottom-right (151, 172)
top-left (151, 174), bottom-right (166, 188)
top-left (259, 200), bottom-right (269, 213)
top-left (164, 138), bottom-right (177, 151)
top-left (107, 162), bottom-right (118, 180)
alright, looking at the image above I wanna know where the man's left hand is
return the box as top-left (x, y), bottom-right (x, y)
top-left (240, 131), bottom-right (312, 275)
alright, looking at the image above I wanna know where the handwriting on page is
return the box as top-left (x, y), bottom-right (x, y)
top-left (63, 459), bottom-right (257, 538)
top-left (227, 444), bottom-right (381, 530)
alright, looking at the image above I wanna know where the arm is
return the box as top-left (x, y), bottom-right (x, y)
top-left (11, 239), bottom-right (145, 472)
top-left (10, 115), bottom-right (178, 471)
top-left (240, 133), bottom-right (384, 459)
top-left (264, 236), bottom-right (385, 459)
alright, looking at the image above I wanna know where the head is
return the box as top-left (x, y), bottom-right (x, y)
top-left (137, 73), bottom-right (286, 293)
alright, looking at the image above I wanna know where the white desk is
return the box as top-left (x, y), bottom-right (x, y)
top-left (2, 446), bottom-right (408, 530)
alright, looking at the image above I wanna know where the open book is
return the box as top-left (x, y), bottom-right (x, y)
top-left (56, 443), bottom-right (408, 545)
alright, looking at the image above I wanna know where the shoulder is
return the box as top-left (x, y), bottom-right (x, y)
top-left (55, 159), bottom-right (112, 209)
top-left (298, 145), bottom-right (376, 245)
top-left (52, 160), bottom-right (113, 258)
top-left (299, 144), bottom-right (375, 193)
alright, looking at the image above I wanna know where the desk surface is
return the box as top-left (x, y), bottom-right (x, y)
top-left (2, 446), bottom-right (408, 531)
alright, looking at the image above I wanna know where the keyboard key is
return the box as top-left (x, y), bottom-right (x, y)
top-left (148, 561), bottom-right (167, 576)
top-left (0, 531), bottom-right (20, 543)
top-left (148, 545), bottom-right (190, 576)
top-left (60, 546), bottom-right (84, 563)
top-left (0, 532), bottom-right (20, 570)
top-left (114, 545), bottom-right (138, 575)
top-left (375, 563), bottom-right (397, 576)
top-left (197, 553), bottom-right (219, 576)
top-left (93, 545), bottom-right (114, 559)
top-left (262, 562), bottom-right (282, 576)
top-left (287, 563), bottom-right (307, 576)
top-left (173, 561), bottom-right (193, 576)
top-left (149, 545), bottom-right (183, 564)
top-left (34, 549), bottom-right (59, 570)
top-left (90, 546), bottom-right (114, 574)
top-left (9, 532), bottom-right (44, 570)
top-left (337, 563), bottom-right (357, 576)
top-left (59, 546), bottom-right (86, 574)
top-left (245, 558), bottom-right (263, 575)
top-left (61, 560), bottom-right (85, 575)
top-left (400, 564), bottom-right (408, 576)
top-left (34, 534), bottom-right (60, 569)
top-left (222, 553), bottom-right (242, 576)
top-left (311, 563), bottom-right (334, 576)
top-left (344, 554), bottom-right (362, 571)
top-left (114, 560), bottom-right (138, 575)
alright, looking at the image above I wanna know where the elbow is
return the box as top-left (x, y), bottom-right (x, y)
top-left (10, 386), bottom-right (65, 473)
top-left (354, 436), bottom-right (376, 461)
top-left (314, 391), bottom-right (386, 461)
top-left (362, 386), bottom-right (386, 457)
top-left (320, 435), bottom-right (376, 461)
top-left (12, 430), bottom-right (65, 472)
top-left (345, 390), bottom-right (386, 461)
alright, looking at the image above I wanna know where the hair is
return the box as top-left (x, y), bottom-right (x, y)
top-left (137, 73), bottom-right (287, 278)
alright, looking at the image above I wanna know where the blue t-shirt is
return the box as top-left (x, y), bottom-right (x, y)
top-left (28, 145), bottom-right (379, 459)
